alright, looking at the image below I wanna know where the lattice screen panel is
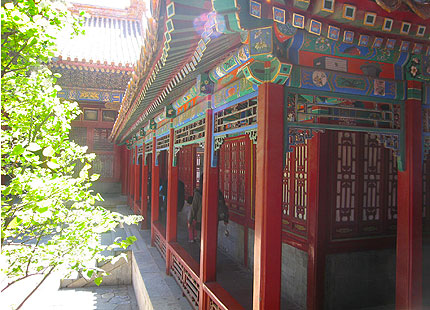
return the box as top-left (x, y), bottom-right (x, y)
top-left (195, 150), bottom-right (203, 191)
top-left (219, 136), bottom-right (251, 222)
top-left (92, 154), bottom-right (114, 178)
top-left (214, 98), bottom-right (257, 134)
top-left (175, 118), bottom-right (205, 145)
top-left (282, 142), bottom-right (308, 238)
top-left (145, 142), bottom-right (152, 154)
top-left (332, 131), bottom-right (398, 240)
top-left (156, 134), bottom-right (169, 150)
top-left (94, 128), bottom-right (114, 151)
top-left (178, 145), bottom-right (195, 198)
top-left (69, 126), bottom-right (87, 146)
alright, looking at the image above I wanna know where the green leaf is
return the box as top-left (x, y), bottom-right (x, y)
top-left (8, 217), bottom-right (23, 229)
top-left (37, 206), bottom-right (49, 213)
top-left (12, 144), bottom-right (25, 156)
top-left (47, 161), bottom-right (60, 169)
top-left (28, 143), bottom-right (42, 152)
top-left (86, 270), bottom-right (94, 278)
top-left (90, 174), bottom-right (99, 181)
top-left (43, 146), bottom-right (54, 157)
top-left (94, 277), bottom-right (103, 286)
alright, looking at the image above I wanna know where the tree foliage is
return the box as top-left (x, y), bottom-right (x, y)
top-left (1, 1), bottom-right (141, 307)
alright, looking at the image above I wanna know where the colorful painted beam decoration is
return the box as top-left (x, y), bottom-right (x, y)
top-left (239, 0), bottom-right (429, 58)
top-left (289, 66), bottom-right (405, 100)
top-left (57, 88), bottom-right (124, 103)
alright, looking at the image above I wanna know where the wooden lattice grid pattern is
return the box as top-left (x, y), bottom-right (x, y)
top-left (145, 142), bottom-right (152, 153)
top-left (282, 142), bottom-right (308, 238)
top-left (156, 134), bottom-right (170, 150)
top-left (92, 154), bottom-right (114, 178)
top-left (178, 145), bottom-right (195, 198)
top-left (219, 136), bottom-right (251, 220)
top-left (93, 128), bottom-right (114, 151)
top-left (214, 98), bottom-right (257, 134)
top-left (69, 126), bottom-right (87, 146)
top-left (332, 131), bottom-right (398, 240)
top-left (174, 118), bottom-right (205, 145)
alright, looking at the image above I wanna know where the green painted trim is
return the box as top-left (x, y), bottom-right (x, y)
top-left (174, 115), bottom-right (205, 130)
top-left (288, 122), bottom-right (401, 134)
top-left (174, 137), bottom-right (205, 148)
top-left (407, 87), bottom-right (422, 100)
top-left (286, 86), bottom-right (401, 104)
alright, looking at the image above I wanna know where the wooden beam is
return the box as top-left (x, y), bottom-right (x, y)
top-left (253, 82), bottom-right (283, 310)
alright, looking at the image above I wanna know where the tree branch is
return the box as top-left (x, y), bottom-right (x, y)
top-left (16, 266), bottom-right (54, 310)
top-left (1, 41), bottom-right (28, 78)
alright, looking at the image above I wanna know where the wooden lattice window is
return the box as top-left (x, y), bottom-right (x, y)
top-left (178, 145), bottom-right (195, 198)
top-left (94, 128), bottom-right (113, 151)
top-left (92, 154), bottom-right (114, 178)
top-left (69, 127), bottom-right (87, 146)
top-left (145, 142), bottom-right (152, 154)
top-left (156, 134), bottom-right (169, 150)
top-left (195, 149), bottom-right (203, 191)
top-left (219, 136), bottom-right (252, 223)
top-left (214, 98), bottom-right (257, 134)
top-left (332, 131), bottom-right (397, 240)
top-left (174, 118), bottom-right (205, 145)
top-left (282, 142), bottom-right (308, 239)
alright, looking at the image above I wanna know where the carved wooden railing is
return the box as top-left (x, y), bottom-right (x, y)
top-left (169, 242), bottom-right (200, 310)
top-left (151, 223), bottom-right (244, 310)
top-left (204, 282), bottom-right (245, 310)
top-left (153, 222), bottom-right (166, 260)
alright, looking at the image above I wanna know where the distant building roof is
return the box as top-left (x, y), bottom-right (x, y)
top-left (54, 0), bottom-right (146, 69)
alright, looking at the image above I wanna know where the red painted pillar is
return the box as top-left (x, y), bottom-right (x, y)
top-left (166, 127), bottom-right (178, 273)
top-left (121, 147), bottom-right (127, 195)
top-left (127, 148), bottom-right (131, 199)
top-left (141, 149), bottom-right (149, 229)
top-left (130, 147), bottom-right (135, 201)
top-left (253, 83), bottom-right (283, 310)
top-left (199, 109), bottom-right (219, 310)
top-left (307, 132), bottom-right (330, 310)
top-left (151, 136), bottom-right (160, 245)
top-left (113, 144), bottom-right (121, 182)
top-left (396, 81), bottom-right (423, 310)
top-left (134, 146), bottom-right (140, 212)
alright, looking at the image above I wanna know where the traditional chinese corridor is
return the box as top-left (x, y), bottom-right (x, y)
top-left (54, 0), bottom-right (430, 309)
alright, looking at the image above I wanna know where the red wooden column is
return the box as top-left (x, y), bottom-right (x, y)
top-left (141, 148), bottom-right (149, 229)
top-left (253, 83), bottom-right (283, 310)
top-left (113, 144), bottom-right (121, 182)
top-left (121, 147), bottom-right (127, 195)
top-left (134, 146), bottom-right (140, 212)
top-left (396, 80), bottom-right (423, 310)
top-left (127, 148), bottom-right (132, 200)
top-left (151, 136), bottom-right (160, 245)
top-left (307, 132), bottom-right (330, 310)
top-left (199, 109), bottom-right (220, 310)
top-left (166, 127), bottom-right (178, 273)
top-left (129, 147), bottom-right (135, 201)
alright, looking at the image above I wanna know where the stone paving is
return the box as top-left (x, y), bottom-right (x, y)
top-left (1, 272), bottom-right (138, 310)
